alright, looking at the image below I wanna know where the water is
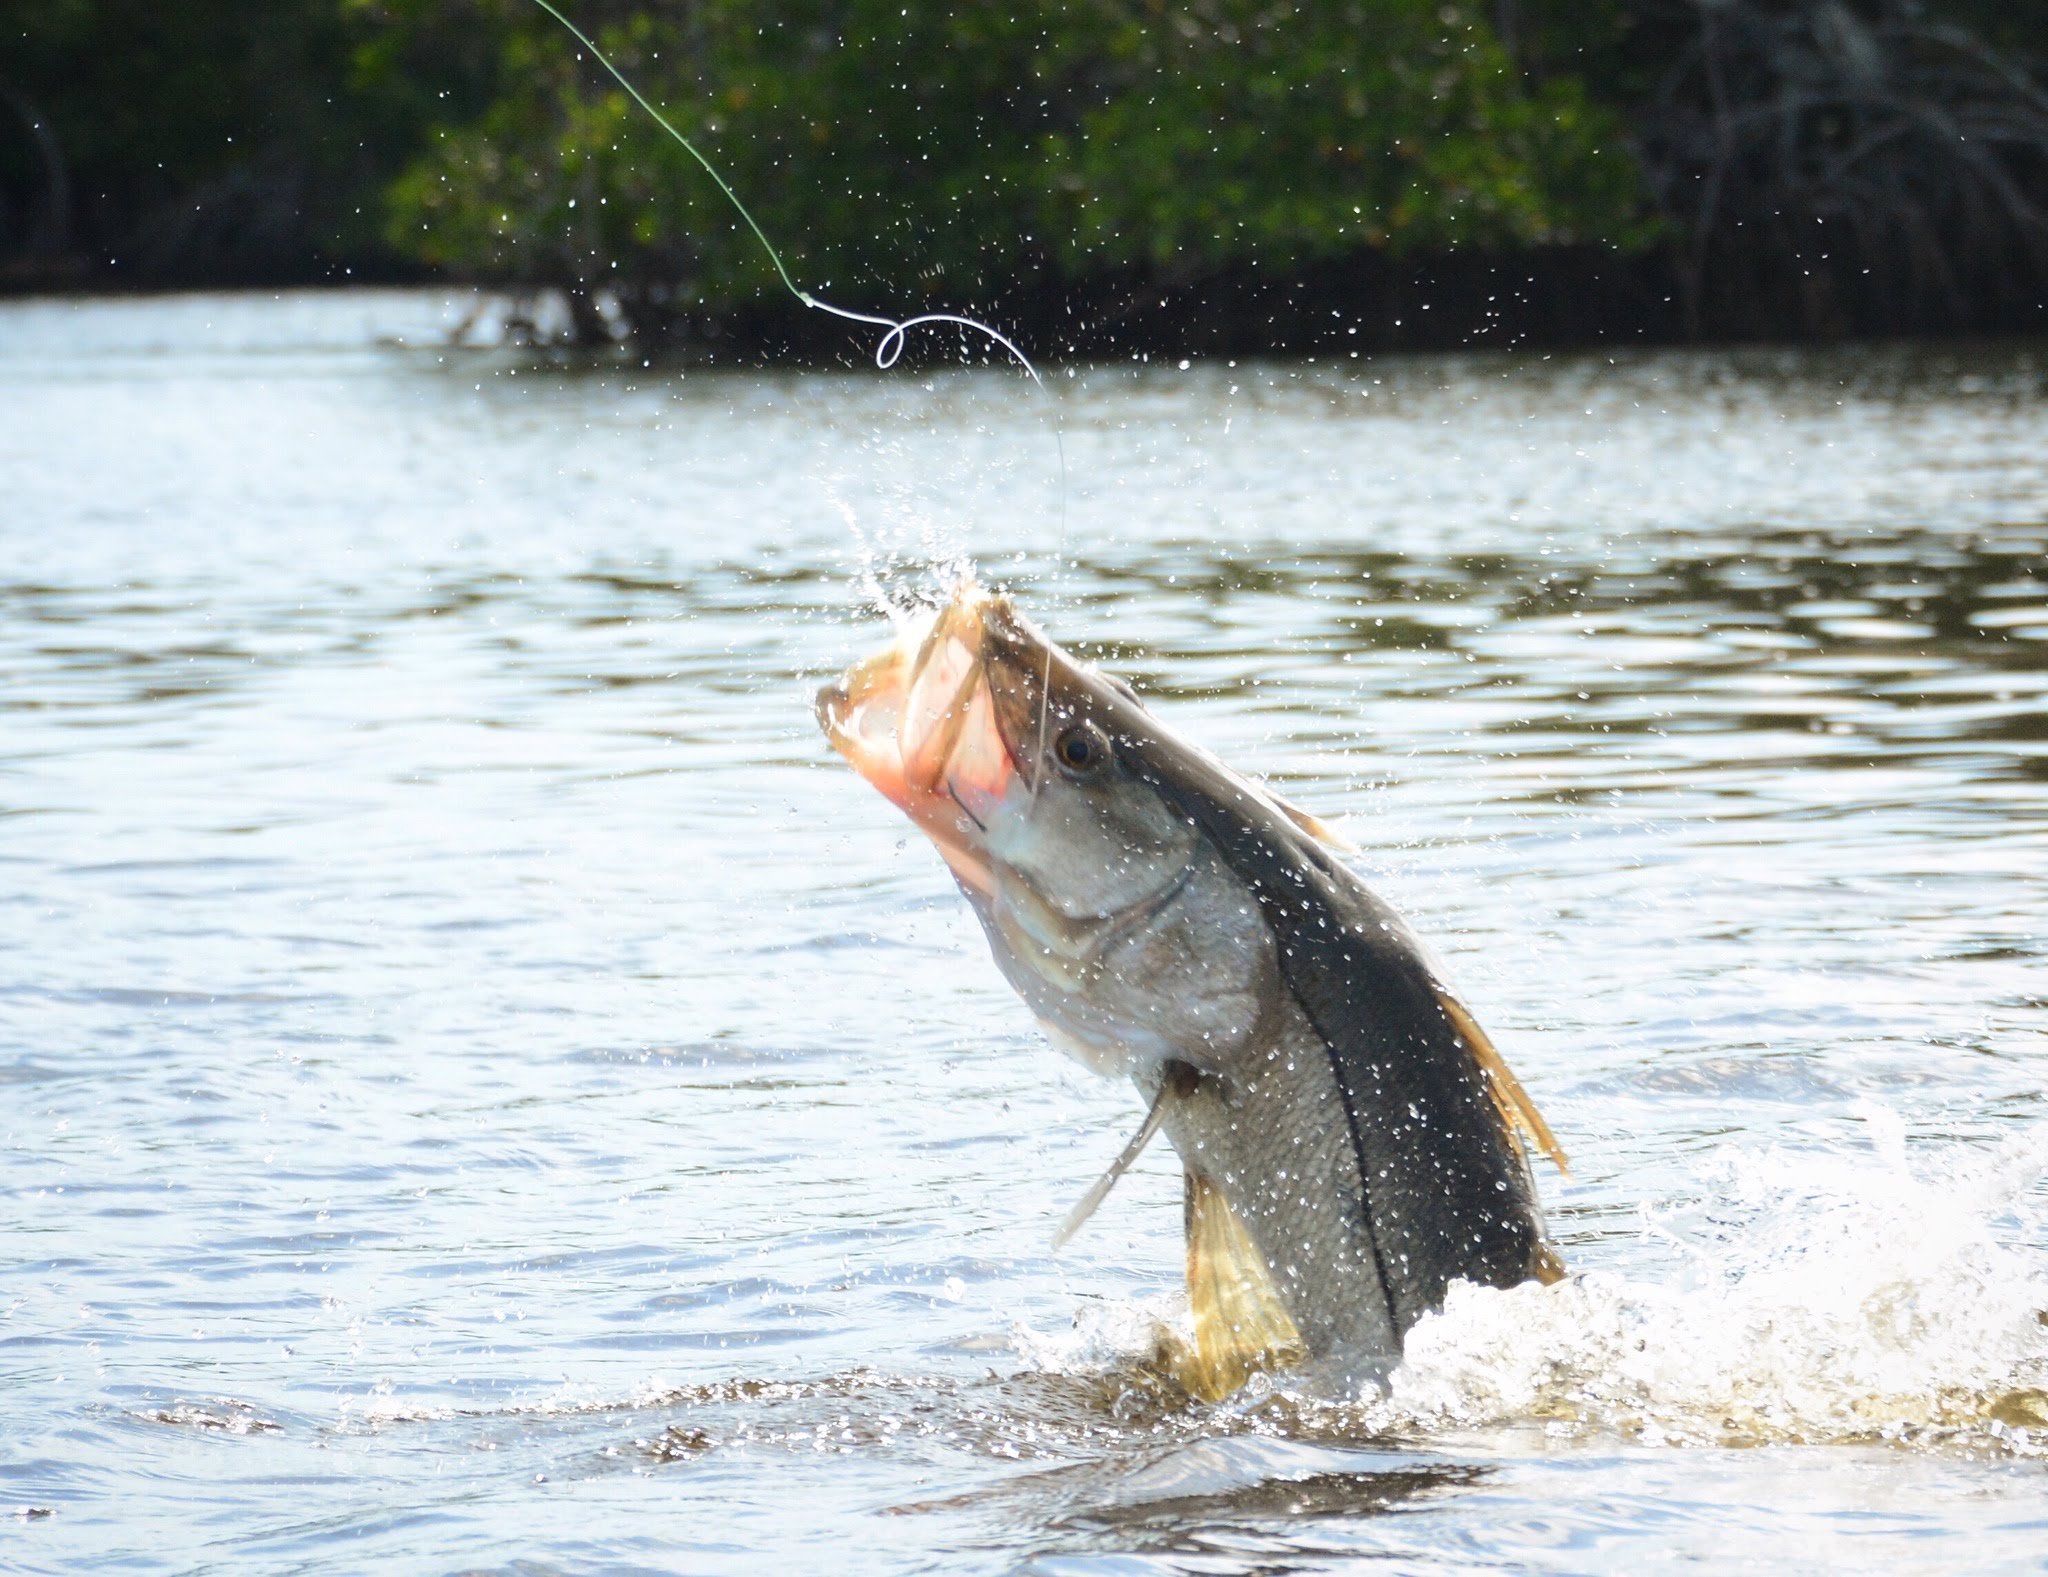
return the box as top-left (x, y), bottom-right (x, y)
top-left (3, 291), bottom-right (2045, 1573)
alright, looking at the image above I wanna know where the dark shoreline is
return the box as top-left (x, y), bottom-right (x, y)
top-left (11, 243), bottom-right (2046, 365)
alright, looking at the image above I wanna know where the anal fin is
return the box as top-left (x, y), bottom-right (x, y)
top-left (1176, 1171), bottom-right (1305, 1403)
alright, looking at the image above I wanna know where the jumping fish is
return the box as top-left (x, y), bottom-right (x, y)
top-left (816, 582), bottom-right (1566, 1400)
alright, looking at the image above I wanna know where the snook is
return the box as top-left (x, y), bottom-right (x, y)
top-left (817, 583), bottom-right (1565, 1399)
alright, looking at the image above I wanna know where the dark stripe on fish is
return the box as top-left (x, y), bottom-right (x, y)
top-left (1124, 748), bottom-right (1553, 1337)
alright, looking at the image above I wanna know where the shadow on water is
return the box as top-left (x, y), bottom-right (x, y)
top-left (933, 1440), bottom-right (1484, 1572)
top-left (325, 1358), bottom-right (1493, 1571)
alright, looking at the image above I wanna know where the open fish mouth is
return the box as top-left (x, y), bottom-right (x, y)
top-left (815, 583), bottom-right (1024, 895)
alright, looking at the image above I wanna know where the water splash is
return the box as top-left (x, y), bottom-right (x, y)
top-left (1370, 1124), bottom-right (2048, 1451)
top-left (1018, 1124), bottom-right (2048, 1455)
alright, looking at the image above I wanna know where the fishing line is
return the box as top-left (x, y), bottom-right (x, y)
top-left (525, 1), bottom-right (1072, 799)
top-left (520, 6), bottom-right (1064, 399)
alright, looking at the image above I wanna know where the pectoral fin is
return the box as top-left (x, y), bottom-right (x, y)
top-left (1052, 1079), bottom-right (1175, 1251)
top-left (1177, 1171), bottom-right (1306, 1403)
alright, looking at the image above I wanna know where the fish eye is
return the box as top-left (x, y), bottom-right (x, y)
top-left (1052, 721), bottom-right (1110, 777)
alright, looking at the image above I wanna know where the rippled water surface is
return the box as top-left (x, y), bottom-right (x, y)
top-left (4, 292), bottom-right (2046, 1573)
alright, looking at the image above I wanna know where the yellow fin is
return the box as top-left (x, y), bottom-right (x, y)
top-left (1268, 790), bottom-right (1358, 853)
top-left (1435, 988), bottom-right (1570, 1176)
top-left (1176, 1171), bottom-right (1306, 1403)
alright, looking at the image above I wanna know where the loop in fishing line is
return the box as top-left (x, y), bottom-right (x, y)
top-left (525, 0), bottom-right (1056, 395)
top-left (526, 0), bottom-right (1074, 772)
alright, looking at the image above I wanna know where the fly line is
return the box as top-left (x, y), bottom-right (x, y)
top-left (525, 0), bottom-right (1070, 731)
top-left (526, 0), bottom-right (1050, 390)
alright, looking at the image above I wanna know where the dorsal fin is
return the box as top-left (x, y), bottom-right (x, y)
top-left (1433, 988), bottom-right (1569, 1177)
top-left (1176, 1171), bottom-right (1305, 1402)
top-left (1268, 791), bottom-right (1357, 853)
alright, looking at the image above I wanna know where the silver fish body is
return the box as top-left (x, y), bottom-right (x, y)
top-left (818, 584), bottom-right (1563, 1397)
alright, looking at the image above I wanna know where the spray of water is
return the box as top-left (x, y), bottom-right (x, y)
top-left (525, 0), bottom-right (1066, 726)
top-left (1018, 1119), bottom-right (2048, 1455)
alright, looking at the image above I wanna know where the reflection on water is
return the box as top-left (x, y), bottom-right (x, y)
top-left (1, 292), bottom-right (2045, 1573)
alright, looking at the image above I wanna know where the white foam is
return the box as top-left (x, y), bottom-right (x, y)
top-left (1020, 1122), bottom-right (2048, 1453)
top-left (1012, 1293), bottom-right (1188, 1375)
top-left (1371, 1123), bottom-right (2048, 1450)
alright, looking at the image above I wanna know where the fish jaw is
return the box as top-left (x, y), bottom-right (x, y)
top-left (814, 587), bottom-right (1023, 896)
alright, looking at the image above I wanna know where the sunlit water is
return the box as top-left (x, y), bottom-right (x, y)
top-left (3, 291), bottom-right (2045, 1573)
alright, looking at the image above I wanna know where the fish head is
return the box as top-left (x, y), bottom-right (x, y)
top-left (814, 580), bottom-right (1200, 919)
